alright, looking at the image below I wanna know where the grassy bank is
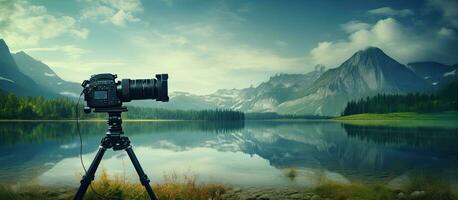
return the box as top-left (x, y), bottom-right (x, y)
top-left (0, 171), bottom-right (225, 200)
top-left (2, 170), bottom-right (457, 200)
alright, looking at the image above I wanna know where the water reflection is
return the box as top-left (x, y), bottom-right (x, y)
top-left (0, 121), bottom-right (457, 188)
top-left (343, 124), bottom-right (458, 154)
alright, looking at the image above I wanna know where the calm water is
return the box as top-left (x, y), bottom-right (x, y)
top-left (1, 120), bottom-right (458, 190)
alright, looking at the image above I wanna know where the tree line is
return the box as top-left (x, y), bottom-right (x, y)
top-left (245, 112), bottom-right (329, 120)
top-left (342, 82), bottom-right (458, 116)
top-left (0, 90), bottom-right (245, 120)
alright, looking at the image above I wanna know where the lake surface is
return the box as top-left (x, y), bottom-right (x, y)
top-left (1, 120), bottom-right (457, 190)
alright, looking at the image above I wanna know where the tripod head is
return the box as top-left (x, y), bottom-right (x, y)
top-left (94, 106), bottom-right (128, 135)
top-left (92, 106), bottom-right (130, 150)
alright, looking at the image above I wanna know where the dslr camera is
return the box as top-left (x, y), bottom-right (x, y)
top-left (82, 73), bottom-right (168, 113)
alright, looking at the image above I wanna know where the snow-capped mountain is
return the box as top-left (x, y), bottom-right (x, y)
top-left (132, 48), bottom-right (450, 116)
top-left (0, 39), bottom-right (54, 96)
top-left (12, 51), bottom-right (81, 98)
top-left (407, 61), bottom-right (458, 87)
top-left (276, 47), bottom-right (431, 116)
top-left (142, 66), bottom-right (325, 112)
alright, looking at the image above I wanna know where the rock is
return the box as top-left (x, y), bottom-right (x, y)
top-left (57, 193), bottom-right (73, 200)
top-left (259, 195), bottom-right (270, 200)
top-left (232, 187), bottom-right (242, 193)
top-left (221, 193), bottom-right (236, 199)
top-left (290, 193), bottom-right (304, 199)
top-left (397, 192), bottom-right (406, 199)
top-left (410, 191), bottom-right (425, 198)
top-left (311, 195), bottom-right (321, 200)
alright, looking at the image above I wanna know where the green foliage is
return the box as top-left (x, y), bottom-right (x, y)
top-left (342, 82), bottom-right (458, 116)
top-left (0, 91), bottom-right (81, 119)
top-left (126, 107), bottom-right (244, 121)
top-left (245, 112), bottom-right (329, 120)
top-left (0, 90), bottom-right (244, 120)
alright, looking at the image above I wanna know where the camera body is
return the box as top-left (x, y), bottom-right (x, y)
top-left (83, 74), bottom-right (122, 108)
top-left (82, 73), bottom-right (168, 113)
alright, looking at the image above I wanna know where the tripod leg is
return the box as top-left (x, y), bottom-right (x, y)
top-left (73, 146), bottom-right (107, 200)
top-left (125, 146), bottom-right (158, 200)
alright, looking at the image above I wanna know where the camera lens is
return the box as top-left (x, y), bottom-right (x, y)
top-left (117, 74), bottom-right (169, 102)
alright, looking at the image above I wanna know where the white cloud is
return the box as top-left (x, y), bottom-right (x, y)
top-left (340, 20), bottom-right (371, 33)
top-left (368, 7), bottom-right (414, 17)
top-left (0, 0), bottom-right (88, 50)
top-left (428, 0), bottom-right (458, 28)
top-left (311, 18), bottom-right (457, 67)
top-left (81, 0), bottom-right (142, 27)
top-left (123, 24), bottom-right (305, 94)
top-left (23, 45), bottom-right (88, 59)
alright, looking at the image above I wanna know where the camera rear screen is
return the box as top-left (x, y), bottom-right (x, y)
top-left (94, 91), bottom-right (108, 100)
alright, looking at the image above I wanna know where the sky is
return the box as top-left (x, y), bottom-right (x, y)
top-left (0, 0), bottom-right (457, 94)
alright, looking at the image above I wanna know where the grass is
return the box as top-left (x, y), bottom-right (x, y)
top-left (284, 168), bottom-right (298, 181)
top-left (335, 112), bottom-right (458, 128)
top-left (0, 170), bottom-right (225, 200)
top-left (1, 170), bottom-right (457, 200)
top-left (312, 171), bottom-right (458, 200)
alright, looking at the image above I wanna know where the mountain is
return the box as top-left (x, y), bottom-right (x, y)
top-left (1, 39), bottom-right (446, 116)
top-left (224, 66), bottom-right (325, 112)
top-left (12, 51), bottom-right (81, 98)
top-left (140, 66), bottom-right (326, 112)
top-left (407, 61), bottom-right (458, 87)
top-left (276, 47), bottom-right (430, 116)
top-left (0, 39), bottom-right (53, 96)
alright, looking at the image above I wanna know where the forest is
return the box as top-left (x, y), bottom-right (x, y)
top-left (342, 82), bottom-right (458, 116)
top-left (245, 112), bottom-right (329, 120)
top-left (0, 90), bottom-right (244, 120)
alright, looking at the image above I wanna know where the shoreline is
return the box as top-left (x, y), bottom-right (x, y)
top-left (0, 112), bottom-right (457, 122)
top-left (1, 181), bottom-right (455, 200)
top-left (335, 112), bottom-right (458, 120)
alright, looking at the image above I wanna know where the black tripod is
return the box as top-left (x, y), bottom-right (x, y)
top-left (73, 107), bottom-right (158, 200)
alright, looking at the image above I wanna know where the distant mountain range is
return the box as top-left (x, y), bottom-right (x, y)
top-left (157, 48), bottom-right (457, 116)
top-left (0, 39), bottom-right (54, 96)
top-left (1, 38), bottom-right (457, 116)
top-left (0, 39), bottom-right (80, 98)
top-left (12, 51), bottom-right (81, 98)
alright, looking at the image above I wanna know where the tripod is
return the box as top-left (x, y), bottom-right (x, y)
top-left (73, 107), bottom-right (158, 200)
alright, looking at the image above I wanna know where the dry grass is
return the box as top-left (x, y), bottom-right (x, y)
top-left (0, 170), bottom-right (225, 200)
top-left (284, 168), bottom-right (298, 181)
top-left (84, 170), bottom-right (226, 200)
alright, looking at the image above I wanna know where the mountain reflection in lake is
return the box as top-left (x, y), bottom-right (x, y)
top-left (0, 120), bottom-right (457, 189)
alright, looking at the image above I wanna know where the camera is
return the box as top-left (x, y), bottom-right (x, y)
top-left (82, 73), bottom-right (168, 113)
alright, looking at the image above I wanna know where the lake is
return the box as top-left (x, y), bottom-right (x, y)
top-left (0, 120), bottom-right (457, 191)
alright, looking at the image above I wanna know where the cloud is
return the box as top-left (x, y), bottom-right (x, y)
top-left (23, 45), bottom-right (88, 59)
top-left (340, 20), bottom-right (371, 33)
top-left (81, 0), bottom-right (142, 27)
top-left (124, 23), bottom-right (305, 94)
top-left (0, 0), bottom-right (88, 50)
top-left (428, 0), bottom-right (458, 28)
top-left (368, 7), bottom-right (414, 17)
top-left (310, 18), bottom-right (457, 67)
